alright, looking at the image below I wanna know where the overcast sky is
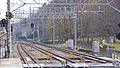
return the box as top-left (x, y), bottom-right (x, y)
top-left (0, 0), bottom-right (48, 18)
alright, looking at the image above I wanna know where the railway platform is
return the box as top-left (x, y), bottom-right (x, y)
top-left (0, 58), bottom-right (23, 68)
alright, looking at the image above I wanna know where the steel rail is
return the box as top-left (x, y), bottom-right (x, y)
top-left (20, 42), bottom-right (76, 63)
top-left (33, 45), bottom-right (75, 63)
top-left (17, 43), bottom-right (42, 67)
top-left (31, 42), bottom-right (113, 63)
top-left (20, 45), bottom-right (38, 63)
top-left (17, 44), bottom-right (27, 64)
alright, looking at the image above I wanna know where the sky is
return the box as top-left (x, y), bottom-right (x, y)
top-left (0, 0), bottom-right (7, 18)
top-left (0, 0), bottom-right (48, 19)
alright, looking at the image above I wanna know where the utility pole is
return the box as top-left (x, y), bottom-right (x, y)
top-left (53, 15), bottom-right (55, 45)
top-left (41, 16), bottom-right (44, 42)
top-left (6, 0), bottom-right (11, 58)
top-left (72, 13), bottom-right (77, 50)
top-left (37, 24), bottom-right (40, 42)
top-left (30, 7), bottom-right (35, 45)
top-left (74, 15), bottom-right (77, 50)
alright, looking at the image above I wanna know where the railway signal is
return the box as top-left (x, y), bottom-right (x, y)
top-left (31, 23), bottom-right (35, 47)
top-left (0, 19), bottom-right (8, 27)
top-left (0, 18), bottom-right (10, 58)
top-left (6, 12), bottom-right (14, 19)
top-left (31, 23), bottom-right (34, 28)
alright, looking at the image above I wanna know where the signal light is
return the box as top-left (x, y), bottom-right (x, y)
top-left (6, 12), bottom-right (14, 19)
top-left (0, 19), bottom-right (8, 27)
top-left (31, 23), bottom-right (34, 28)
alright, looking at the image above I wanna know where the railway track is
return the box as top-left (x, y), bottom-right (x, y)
top-left (31, 41), bottom-right (113, 63)
top-left (33, 45), bottom-right (76, 63)
top-left (19, 41), bottom-right (113, 64)
top-left (53, 47), bottom-right (112, 63)
top-left (20, 42), bottom-right (76, 63)
top-left (17, 43), bottom-right (41, 67)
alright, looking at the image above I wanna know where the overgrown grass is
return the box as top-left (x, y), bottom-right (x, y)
top-left (113, 43), bottom-right (120, 51)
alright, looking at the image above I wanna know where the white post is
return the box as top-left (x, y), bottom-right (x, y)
top-left (72, 13), bottom-right (77, 50)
